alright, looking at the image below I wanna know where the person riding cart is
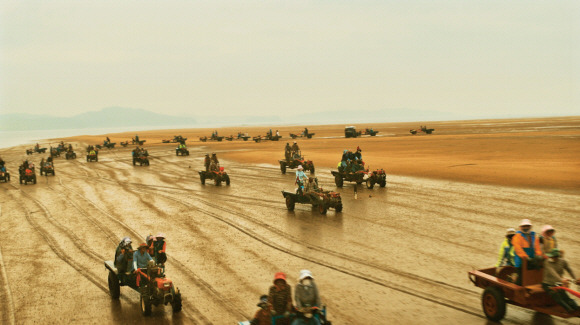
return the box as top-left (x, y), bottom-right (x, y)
top-left (210, 153), bottom-right (220, 172)
top-left (496, 228), bottom-right (516, 274)
top-left (293, 270), bottom-right (325, 325)
top-left (542, 248), bottom-right (580, 313)
top-left (512, 219), bottom-right (545, 284)
top-left (269, 272), bottom-right (293, 324)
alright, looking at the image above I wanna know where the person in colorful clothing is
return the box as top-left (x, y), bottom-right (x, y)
top-left (540, 225), bottom-right (558, 255)
top-left (496, 228), bottom-right (516, 274)
top-left (512, 219), bottom-right (545, 284)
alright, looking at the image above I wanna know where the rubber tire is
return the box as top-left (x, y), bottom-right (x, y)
top-left (172, 290), bottom-right (182, 313)
top-left (366, 179), bottom-right (374, 189)
top-left (318, 204), bottom-right (327, 215)
top-left (335, 175), bottom-right (343, 187)
top-left (33, 176), bottom-right (37, 184)
top-left (140, 288), bottom-right (152, 316)
top-left (310, 166), bottom-right (315, 174)
top-left (200, 175), bottom-right (205, 185)
top-left (335, 204), bottom-right (343, 212)
top-left (225, 176), bottom-right (230, 186)
top-left (482, 286), bottom-right (506, 322)
top-left (380, 179), bottom-right (386, 188)
top-left (133, 159), bottom-right (136, 166)
top-left (87, 156), bottom-right (89, 162)
top-left (280, 163), bottom-right (286, 174)
top-left (286, 196), bottom-right (295, 211)
top-left (215, 179), bottom-right (221, 186)
top-left (108, 272), bottom-right (120, 299)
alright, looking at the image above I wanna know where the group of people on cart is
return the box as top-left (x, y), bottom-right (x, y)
top-left (338, 147), bottom-right (364, 173)
top-left (495, 219), bottom-right (579, 314)
top-left (204, 153), bottom-right (221, 172)
top-left (285, 142), bottom-right (301, 161)
top-left (113, 233), bottom-right (167, 287)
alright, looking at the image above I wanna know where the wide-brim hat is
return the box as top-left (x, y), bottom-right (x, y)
top-left (274, 272), bottom-right (287, 283)
top-left (506, 228), bottom-right (516, 235)
top-left (299, 269), bottom-right (313, 281)
top-left (541, 225), bottom-right (555, 236)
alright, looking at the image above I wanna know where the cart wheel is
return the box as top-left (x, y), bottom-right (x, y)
top-left (225, 175), bottom-right (230, 186)
top-left (366, 179), bottom-right (374, 189)
top-left (172, 289), bottom-right (182, 313)
top-left (200, 175), bottom-right (205, 185)
top-left (285, 196), bottom-right (295, 211)
top-left (215, 178), bottom-right (221, 186)
top-left (482, 286), bottom-right (506, 322)
top-left (108, 271), bottom-right (120, 299)
top-left (335, 175), bottom-right (343, 187)
top-left (318, 204), bottom-right (327, 215)
top-left (140, 288), bottom-right (152, 316)
top-left (335, 204), bottom-right (343, 212)
top-left (280, 163), bottom-right (286, 174)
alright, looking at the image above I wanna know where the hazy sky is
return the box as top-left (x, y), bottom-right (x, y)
top-left (1, 1), bottom-right (578, 118)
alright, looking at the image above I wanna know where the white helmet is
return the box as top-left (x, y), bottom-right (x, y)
top-left (299, 269), bottom-right (313, 281)
top-left (297, 165), bottom-right (304, 171)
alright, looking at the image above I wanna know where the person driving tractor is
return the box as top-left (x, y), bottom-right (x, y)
top-left (133, 243), bottom-right (153, 274)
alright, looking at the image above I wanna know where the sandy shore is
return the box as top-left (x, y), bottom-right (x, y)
top-left (57, 116), bottom-right (580, 192)
top-left (0, 116), bottom-right (579, 324)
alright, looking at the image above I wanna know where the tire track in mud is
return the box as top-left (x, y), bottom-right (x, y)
top-left (7, 184), bottom-right (110, 294)
top-left (131, 184), bottom-right (489, 320)
top-left (0, 205), bottom-right (16, 325)
top-left (50, 176), bottom-right (247, 322)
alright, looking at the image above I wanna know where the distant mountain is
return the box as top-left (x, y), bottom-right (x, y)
top-left (0, 107), bottom-right (197, 131)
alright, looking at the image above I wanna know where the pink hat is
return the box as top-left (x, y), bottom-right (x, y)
top-left (519, 219), bottom-right (532, 227)
top-left (541, 225), bottom-right (555, 236)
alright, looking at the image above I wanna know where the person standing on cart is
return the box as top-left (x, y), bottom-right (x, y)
top-left (496, 228), bottom-right (516, 274)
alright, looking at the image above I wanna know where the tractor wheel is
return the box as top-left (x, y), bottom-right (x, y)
top-left (87, 156), bottom-right (89, 162)
top-left (108, 271), bottom-right (120, 299)
top-left (200, 175), bottom-right (205, 185)
top-left (95, 156), bottom-right (98, 162)
top-left (482, 286), bottom-right (506, 322)
top-left (20, 178), bottom-right (23, 184)
top-left (310, 166), bottom-right (315, 174)
top-left (52, 171), bottom-right (55, 176)
top-left (33, 176), bottom-right (37, 184)
top-left (215, 178), bottom-right (221, 186)
top-left (172, 290), bottom-right (182, 313)
top-left (145, 161), bottom-right (149, 166)
top-left (225, 176), bottom-right (230, 186)
top-left (280, 163), bottom-right (286, 174)
top-left (334, 175), bottom-right (343, 187)
top-left (186, 151), bottom-right (189, 156)
top-left (285, 196), bottom-right (295, 211)
top-left (140, 287), bottom-right (152, 316)
top-left (133, 159), bottom-right (136, 166)
top-left (176, 151), bottom-right (179, 156)
top-left (380, 179), bottom-right (386, 188)
top-left (366, 179), bottom-right (374, 189)
top-left (318, 203), bottom-right (327, 215)
top-left (335, 204), bottom-right (343, 212)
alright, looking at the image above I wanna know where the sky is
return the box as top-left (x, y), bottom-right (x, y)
top-left (1, 1), bottom-right (579, 118)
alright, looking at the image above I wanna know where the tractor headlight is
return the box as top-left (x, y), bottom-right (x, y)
top-left (164, 283), bottom-right (171, 288)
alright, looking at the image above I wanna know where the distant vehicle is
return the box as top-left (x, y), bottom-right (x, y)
top-left (65, 151), bottom-right (77, 160)
top-left (87, 151), bottom-right (99, 162)
top-left (282, 180), bottom-right (342, 215)
top-left (199, 168), bottom-right (230, 186)
top-left (40, 163), bottom-right (55, 176)
top-left (19, 166), bottom-right (36, 185)
top-left (344, 126), bottom-right (361, 138)
top-left (279, 150), bottom-right (315, 174)
top-left (364, 128), bottom-right (379, 136)
top-left (289, 132), bottom-right (315, 139)
top-left (421, 126), bottom-right (435, 134)
top-left (133, 155), bottom-right (149, 166)
top-left (331, 169), bottom-right (386, 189)
top-left (0, 170), bottom-right (10, 183)
top-left (175, 146), bottom-right (189, 156)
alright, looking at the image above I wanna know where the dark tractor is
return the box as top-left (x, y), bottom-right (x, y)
top-left (279, 151), bottom-right (315, 174)
top-left (0, 170), bottom-right (10, 183)
top-left (176, 147), bottom-right (189, 156)
top-left (421, 126), bottom-right (435, 134)
top-left (103, 142), bottom-right (116, 149)
top-left (265, 134), bottom-right (282, 141)
top-left (133, 155), bottom-right (150, 166)
top-left (26, 149), bottom-right (33, 155)
top-left (173, 135), bottom-right (187, 143)
top-left (87, 151), bottom-right (99, 162)
top-left (331, 168), bottom-right (387, 188)
top-left (211, 134), bottom-right (224, 142)
top-left (364, 128), bottom-right (379, 136)
top-left (199, 136), bottom-right (208, 142)
top-left (40, 163), bottom-right (55, 176)
top-left (253, 136), bottom-right (262, 143)
top-left (199, 168), bottom-right (230, 186)
top-left (65, 151), bottom-right (77, 160)
top-left (35, 147), bottom-right (48, 154)
top-left (104, 259), bottom-right (182, 317)
top-left (50, 147), bottom-right (61, 158)
top-left (19, 167), bottom-right (37, 185)
top-left (282, 180), bottom-right (342, 215)
top-left (289, 132), bottom-right (315, 139)
top-left (409, 129), bottom-right (418, 135)
top-left (225, 135), bottom-right (234, 141)
top-left (120, 141), bottom-right (129, 147)
top-left (344, 126), bottom-right (362, 138)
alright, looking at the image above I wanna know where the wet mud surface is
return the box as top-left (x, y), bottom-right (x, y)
top-left (0, 141), bottom-right (579, 324)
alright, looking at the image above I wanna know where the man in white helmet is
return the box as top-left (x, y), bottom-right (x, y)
top-left (512, 219), bottom-right (545, 284)
top-left (293, 270), bottom-right (321, 325)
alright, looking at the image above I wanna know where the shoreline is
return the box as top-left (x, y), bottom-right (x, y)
top-left (3, 116), bottom-right (579, 193)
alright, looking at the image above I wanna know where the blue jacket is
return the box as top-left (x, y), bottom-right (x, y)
top-left (132, 250), bottom-right (153, 271)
